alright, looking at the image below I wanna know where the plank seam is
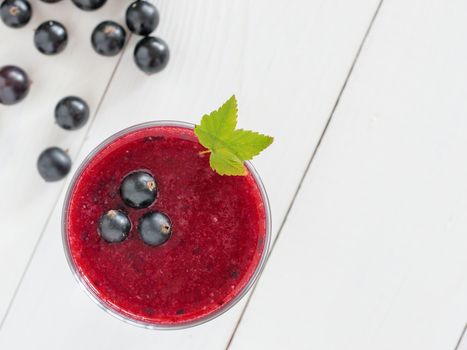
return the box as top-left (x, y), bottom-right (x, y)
top-left (224, 0), bottom-right (385, 348)
top-left (455, 324), bottom-right (467, 350)
top-left (0, 34), bottom-right (133, 332)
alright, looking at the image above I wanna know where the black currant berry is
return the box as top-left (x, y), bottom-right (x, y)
top-left (138, 211), bottom-right (171, 246)
top-left (72, 0), bottom-right (106, 11)
top-left (120, 171), bottom-right (157, 209)
top-left (55, 96), bottom-right (89, 130)
top-left (40, 0), bottom-right (62, 3)
top-left (125, 0), bottom-right (159, 36)
top-left (0, 65), bottom-right (30, 105)
top-left (37, 147), bottom-right (72, 182)
top-left (98, 210), bottom-right (131, 243)
top-left (34, 20), bottom-right (67, 55)
top-left (0, 0), bottom-right (32, 28)
top-left (134, 36), bottom-right (169, 75)
top-left (91, 21), bottom-right (126, 56)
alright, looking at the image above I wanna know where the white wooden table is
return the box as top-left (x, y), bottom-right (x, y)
top-left (1, 0), bottom-right (467, 349)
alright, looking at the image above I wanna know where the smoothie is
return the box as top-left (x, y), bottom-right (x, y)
top-left (63, 122), bottom-right (269, 327)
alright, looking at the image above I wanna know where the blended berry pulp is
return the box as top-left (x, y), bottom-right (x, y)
top-left (64, 124), bottom-right (268, 326)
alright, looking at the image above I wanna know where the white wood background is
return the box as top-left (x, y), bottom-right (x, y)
top-left (0, 0), bottom-right (466, 349)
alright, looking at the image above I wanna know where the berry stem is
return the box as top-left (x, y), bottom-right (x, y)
top-left (9, 6), bottom-right (19, 16)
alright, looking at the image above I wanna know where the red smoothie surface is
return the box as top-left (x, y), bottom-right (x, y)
top-left (65, 124), bottom-right (268, 325)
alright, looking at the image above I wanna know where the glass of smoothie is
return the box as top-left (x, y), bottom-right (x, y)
top-left (62, 121), bottom-right (271, 329)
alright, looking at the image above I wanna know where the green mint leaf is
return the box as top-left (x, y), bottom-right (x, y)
top-left (209, 148), bottom-right (246, 176)
top-left (194, 95), bottom-right (274, 176)
top-left (225, 129), bottom-right (273, 160)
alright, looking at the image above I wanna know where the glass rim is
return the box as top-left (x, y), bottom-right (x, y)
top-left (61, 120), bottom-right (272, 330)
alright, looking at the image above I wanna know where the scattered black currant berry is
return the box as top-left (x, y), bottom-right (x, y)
top-left (39, 0), bottom-right (62, 3)
top-left (125, 0), bottom-right (159, 36)
top-left (0, 65), bottom-right (30, 105)
top-left (34, 20), bottom-right (68, 55)
top-left (0, 0), bottom-right (32, 28)
top-left (55, 96), bottom-right (89, 130)
top-left (91, 21), bottom-right (126, 57)
top-left (71, 0), bottom-right (106, 11)
top-left (134, 36), bottom-right (169, 75)
top-left (98, 210), bottom-right (131, 243)
top-left (37, 147), bottom-right (72, 182)
top-left (120, 171), bottom-right (157, 209)
top-left (138, 211), bottom-right (172, 246)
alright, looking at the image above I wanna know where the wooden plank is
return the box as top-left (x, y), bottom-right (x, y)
top-left (0, 0), bottom-right (379, 348)
top-left (230, 0), bottom-right (467, 349)
top-left (0, 1), bottom-right (128, 320)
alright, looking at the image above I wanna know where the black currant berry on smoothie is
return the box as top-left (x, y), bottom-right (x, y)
top-left (98, 210), bottom-right (131, 243)
top-left (120, 171), bottom-right (157, 209)
top-left (138, 211), bottom-right (172, 246)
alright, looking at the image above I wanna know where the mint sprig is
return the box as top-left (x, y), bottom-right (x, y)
top-left (194, 95), bottom-right (273, 176)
